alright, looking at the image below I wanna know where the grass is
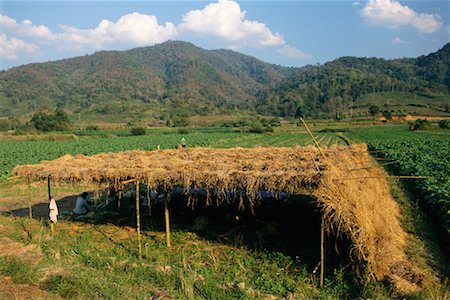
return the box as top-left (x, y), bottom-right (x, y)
top-left (1, 122), bottom-right (449, 298)
top-left (0, 213), bottom-right (379, 299)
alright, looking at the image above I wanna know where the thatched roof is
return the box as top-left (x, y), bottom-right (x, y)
top-left (12, 144), bottom-right (426, 293)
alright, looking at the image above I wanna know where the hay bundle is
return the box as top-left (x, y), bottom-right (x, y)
top-left (12, 144), bottom-right (425, 292)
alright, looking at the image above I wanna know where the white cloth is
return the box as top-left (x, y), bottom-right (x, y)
top-left (49, 198), bottom-right (58, 223)
top-left (73, 196), bottom-right (91, 215)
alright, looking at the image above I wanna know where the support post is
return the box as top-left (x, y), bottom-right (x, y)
top-left (164, 194), bottom-right (171, 248)
top-left (300, 118), bottom-right (326, 159)
top-left (48, 175), bottom-right (54, 233)
top-left (27, 180), bottom-right (32, 219)
top-left (136, 180), bottom-right (142, 260)
top-left (320, 216), bottom-right (325, 288)
top-left (47, 175), bottom-right (51, 201)
top-left (118, 182), bottom-right (122, 209)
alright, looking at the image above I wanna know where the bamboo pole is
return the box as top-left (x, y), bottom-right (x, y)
top-left (106, 182), bottom-right (109, 206)
top-left (300, 118), bottom-right (326, 159)
top-left (118, 182), bottom-right (122, 209)
top-left (27, 180), bottom-right (32, 219)
top-left (48, 176), bottom-right (54, 233)
top-left (47, 175), bottom-right (51, 201)
top-left (136, 180), bottom-right (142, 260)
top-left (320, 216), bottom-right (325, 288)
top-left (333, 175), bottom-right (432, 181)
top-left (164, 194), bottom-right (171, 248)
top-left (147, 184), bottom-right (151, 216)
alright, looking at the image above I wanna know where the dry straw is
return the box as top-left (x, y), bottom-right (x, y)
top-left (13, 144), bottom-right (426, 293)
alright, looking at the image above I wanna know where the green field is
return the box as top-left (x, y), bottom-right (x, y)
top-left (0, 128), bottom-right (347, 179)
top-left (1, 123), bottom-right (449, 298)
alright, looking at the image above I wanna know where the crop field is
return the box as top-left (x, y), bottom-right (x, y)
top-left (0, 124), bottom-right (449, 299)
top-left (0, 130), bottom-right (346, 179)
top-left (348, 125), bottom-right (450, 252)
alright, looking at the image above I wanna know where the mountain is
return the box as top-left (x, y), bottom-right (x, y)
top-left (0, 41), bottom-right (290, 117)
top-left (256, 43), bottom-right (450, 117)
top-left (0, 41), bottom-right (449, 120)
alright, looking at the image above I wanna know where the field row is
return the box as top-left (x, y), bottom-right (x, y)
top-left (353, 128), bottom-right (450, 251)
top-left (0, 131), bottom-right (346, 179)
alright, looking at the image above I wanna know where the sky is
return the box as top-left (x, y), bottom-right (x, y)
top-left (1, 0), bottom-right (449, 70)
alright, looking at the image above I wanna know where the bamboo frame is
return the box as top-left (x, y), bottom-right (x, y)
top-left (300, 118), bottom-right (326, 159)
top-left (48, 175), bottom-right (54, 233)
top-left (333, 175), bottom-right (432, 181)
top-left (136, 180), bottom-right (142, 259)
top-left (320, 216), bottom-right (325, 288)
top-left (27, 180), bottom-right (32, 219)
top-left (164, 194), bottom-right (171, 248)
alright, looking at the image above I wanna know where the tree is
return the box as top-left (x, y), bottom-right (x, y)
top-left (382, 110), bottom-right (392, 121)
top-left (30, 109), bottom-right (71, 132)
top-left (368, 105), bottom-right (380, 117)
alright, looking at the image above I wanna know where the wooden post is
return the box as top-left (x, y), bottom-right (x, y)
top-left (106, 183), bottom-right (110, 205)
top-left (118, 182), bottom-right (122, 209)
top-left (47, 175), bottom-right (51, 201)
top-left (320, 216), bottom-right (325, 288)
top-left (27, 180), bottom-right (32, 219)
top-left (147, 185), bottom-right (151, 216)
top-left (136, 180), bottom-right (142, 260)
top-left (47, 175), bottom-right (54, 233)
top-left (164, 194), bottom-right (171, 248)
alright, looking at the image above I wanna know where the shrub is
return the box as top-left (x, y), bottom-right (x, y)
top-left (30, 109), bottom-right (71, 132)
top-left (409, 119), bottom-right (432, 131)
top-left (130, 127), bottom-right (146, 136)
top-left (85, 125), bottom-right (98, 131)
top-left (248, 124), bottom-right (274, 133)
top-left (437, 119), bottom-right (450, 129)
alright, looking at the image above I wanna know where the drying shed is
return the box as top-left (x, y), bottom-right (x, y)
top-left (13, 144), bottom-right (425, 293)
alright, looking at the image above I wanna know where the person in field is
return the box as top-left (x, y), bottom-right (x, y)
top-left (73, 192), bottom-right (93, 215)
top-left (180, 137), bottom-right (187, 148)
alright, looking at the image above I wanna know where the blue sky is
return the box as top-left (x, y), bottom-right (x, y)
top-left (1, 0), bottom-right (449, 70)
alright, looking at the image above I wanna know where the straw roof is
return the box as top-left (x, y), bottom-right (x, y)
top-left (12, 144), bottom-right (426, 293)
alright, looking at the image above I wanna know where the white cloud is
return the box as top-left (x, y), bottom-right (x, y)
top-left (0, 15), bottom-right (54, 40)
top-left (277, 45), bottom-right (312, 60)
top-left (391, 37), bottom-right (410, 44)
top-left (56, 13), bottom-right (177, 51)
top-left (352, 2), bottom-right (361, 6)
top-left (0, 33), bottom-right (38, 60)
top-left (361, 0), bottom-right (442, 33)
top-left (1, 2), bottom-right (311, 64)
top-left (61, 13), bottom-right (177, 51)
top-left (179, 0), bottom-right (284, 47)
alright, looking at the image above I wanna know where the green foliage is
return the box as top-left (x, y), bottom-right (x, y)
top-left (85, 125), bottom-right (99, 131)
top-left (348, 125), bottom-right (450, 255)
top-left (409, 119), bottom-right (433, 131)
top-left (30, 109), bottom-right (71, 132)
top-left (177, 128), bottom-right (189, 134)
top-left (438, 119), bottom-right (450, 129)
top-left (130, 127), bottom-right (146, 136)
top-left (382, 110), bottom-right (392, 120)
top-left (172, 116), bottom-right (189, 127)
top-left (1, 41), bottom-right (448, 120)
top-left (257, 43), bottom-right (450, 117)
top-left (368, 105), bottom-right (380, 116)
top-left (247, 123), bottom-right (274, 133)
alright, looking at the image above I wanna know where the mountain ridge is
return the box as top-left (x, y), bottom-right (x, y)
top-left (1, 41), bottom-right (449, 119)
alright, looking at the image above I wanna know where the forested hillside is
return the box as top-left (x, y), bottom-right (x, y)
top-left (256, 43), bottom-right (450, 117)
top-left (0, 41), bottom-right (448, 120)
top-left (0, 41), bottom-right (289, 117)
